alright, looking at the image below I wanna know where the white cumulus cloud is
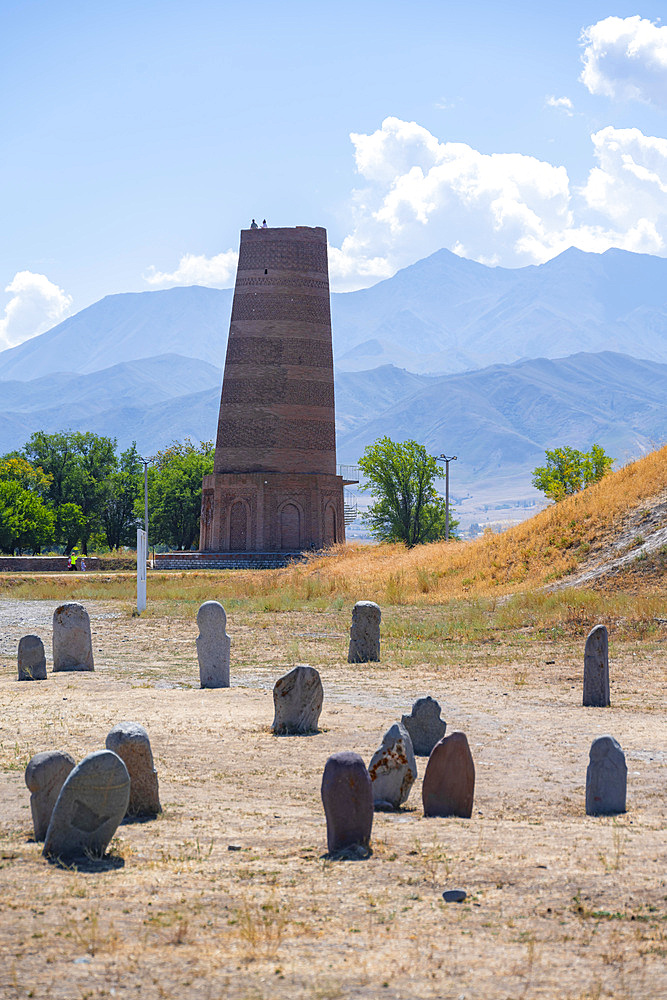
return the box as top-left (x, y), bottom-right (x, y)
top-left (144, 249), bottom-right (238, 288)
top-left (143, 118), bottom-right (667, 294)
top-left (0, 271), bottom-right (73, 351)
top-left (580, 15), bottom-right (667, 105)
top-left (327, 117), bottom-right (667, 288)
top-left (546, 95), bottom-right (574, 115)
top-left (329, 117), bottom-right (574, 287)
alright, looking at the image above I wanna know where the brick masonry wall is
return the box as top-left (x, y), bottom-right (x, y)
top-left (214, 226), bottom-right (337, 477)
top-left (156, 552), bottom-right (305, 569)
top-left (0, 556), bottom-right (69, 572)
top-left (202, 226), bottom-right (345, 553)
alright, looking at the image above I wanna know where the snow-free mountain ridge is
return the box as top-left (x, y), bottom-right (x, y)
top-left (1, 246), bottom-right (667, 380)
top-left (1, 352), bottom-right (664, 498)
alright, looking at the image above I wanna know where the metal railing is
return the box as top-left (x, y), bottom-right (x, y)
top-left (337, 464), bottom-right (361, 482)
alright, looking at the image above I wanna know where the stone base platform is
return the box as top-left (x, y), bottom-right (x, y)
top-left (154, 550), bottom-right (307, 570)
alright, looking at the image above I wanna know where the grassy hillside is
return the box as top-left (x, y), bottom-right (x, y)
top-left (2, 446), bottom-right (664, 626)
top-left (295, 444), bottom-right (667, 603)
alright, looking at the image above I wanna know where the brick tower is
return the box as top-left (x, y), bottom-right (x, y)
top-left (199, 225), bottom-right (345, 558)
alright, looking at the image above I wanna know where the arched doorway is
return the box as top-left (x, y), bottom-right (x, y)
top-left (324, 504), bottom-right (337, 546)
top-left (229, 501), bottom-right (249, 550)
top-left (280, 503), bottom-right (300, 550)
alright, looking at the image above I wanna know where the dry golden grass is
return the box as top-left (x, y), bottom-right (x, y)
top-left (2, 445), bottom-right (665, 612)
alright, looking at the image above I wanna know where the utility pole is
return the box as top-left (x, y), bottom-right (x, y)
top-left (436, 454), bottom-right (457, 540)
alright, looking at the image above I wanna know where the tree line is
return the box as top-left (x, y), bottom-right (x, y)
top-left (0, 431), bottom-right (213, 555)
top-left (0, 428), bottom-right (614, 555)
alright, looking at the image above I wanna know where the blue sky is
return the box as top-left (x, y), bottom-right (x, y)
top-left (2, 0), bottom-right (667, 348)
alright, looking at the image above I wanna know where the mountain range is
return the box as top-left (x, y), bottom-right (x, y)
top-left (0, 349), bottom-right (664, 495)
top-left (0, 245), bottom-right (665, 517)
top-left (1, 246), bottom-right (667, 382)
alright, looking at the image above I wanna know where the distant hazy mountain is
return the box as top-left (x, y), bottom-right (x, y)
top-left (1, 352), bottom-right (664, 495)
top-left (0, 354), bottom-right (222, 454)
top-left (335, 352), bottom-right (667, 485)
top-left (1, 247), bottom-right (667, 381)
top-left (331, 246), bottom-right (667, 373)
top-left (0, 287), bottom-right (232, 380)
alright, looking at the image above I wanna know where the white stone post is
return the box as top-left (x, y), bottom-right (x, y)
top-left (137, 528), bottom-right (147, 613)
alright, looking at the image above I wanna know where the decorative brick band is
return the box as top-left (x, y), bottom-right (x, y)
top-left (219, 418), bottom-right (336, 452)
top-left (235, 275), bottom-right (329, 290)
top-left (224, 337), bottom-right (333, 367)
top-left (238, 239), bottom-right (327, 273)
top-left (221, 378), bottom-right (334, 407)
top-left (231, 292), bottom-right (331, 324)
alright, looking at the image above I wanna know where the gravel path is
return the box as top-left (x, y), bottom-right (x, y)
top-left (0, 599), bottom-right (120, 660)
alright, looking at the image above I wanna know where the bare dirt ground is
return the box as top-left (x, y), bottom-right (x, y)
top-left (0, 598), bottom-right (665, 1000)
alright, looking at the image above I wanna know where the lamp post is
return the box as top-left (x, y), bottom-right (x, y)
top-left (436, 454), bottom-right (457, 541)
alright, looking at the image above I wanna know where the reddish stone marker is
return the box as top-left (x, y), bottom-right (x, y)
top-left (422, 731), bottom-right (475, 818)
top-left (321, 751), bottom-right (373, 855)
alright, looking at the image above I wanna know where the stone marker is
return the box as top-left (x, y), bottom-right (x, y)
top-left (105, 722), bottom-right (161, 818)
top-left (583, 624), bottom-right (610, 707)
top-left (401, 696), bottom-right (447, 756)
top-left (321, 751), bottom-right (373, 854)
top-left (18, 634), bottom-right (47, 681)
top-left (196, 600), bottom-right (231, 688)
top-left (52, 603), bottom-right (94, 672)
top-left (442, 889), bottom-right (467, 903)
top-left (368, 722), bottom-right (417, 810)
top-left (43, 750), bottom-right (130, 862)
top-left (24, 750), bottom-right (76, 841)
top-left (586, 735), bottom-right (627, 816)
top-left (422, 731), bottom-right (475, 818)
top-left (272, 664), bottom-right (323, 735)
top-left (348, 600), bottom-right (381, 663)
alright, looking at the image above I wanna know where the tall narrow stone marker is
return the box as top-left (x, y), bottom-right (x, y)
top-left (196, 601), bottom-right (231, 688)
top-left (583, 624), bottom-right (610, 707)
top-left (422, 731), bottom-right (475, 818)
top-left (348, 601), bottom-right (381, 662)
top-left (25, 750), bottom-right (76, 841)
top-left (586, 735), bottom-right (627, 815)
top-left (18, 635), bottom-right (47, 681)
top-left (52, 603), bottom-right (94, 672)
top-left (321, 752), bottom-right (373, 855)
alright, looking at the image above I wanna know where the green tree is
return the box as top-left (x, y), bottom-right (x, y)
top-left (23, 430), bottom-right (118, 553)
top-left (145, 439), bottom-right (214, 550)
top-left (0, 455), bottom-right (56, 553)
top-left (101, 443), bottom-right (143, 550)
top-left (532, 444), bottom-right (613, 502)
top-left (56, 502), bottom-right (87, 553)
top-left (358, 437), bottom-right (458, 546)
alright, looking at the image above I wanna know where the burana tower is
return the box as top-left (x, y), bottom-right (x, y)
top-left (199, 225), bottom-right (346, 561)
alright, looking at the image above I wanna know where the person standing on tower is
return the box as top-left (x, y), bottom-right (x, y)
top-left (250, 219), bottom-right (258, 229)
